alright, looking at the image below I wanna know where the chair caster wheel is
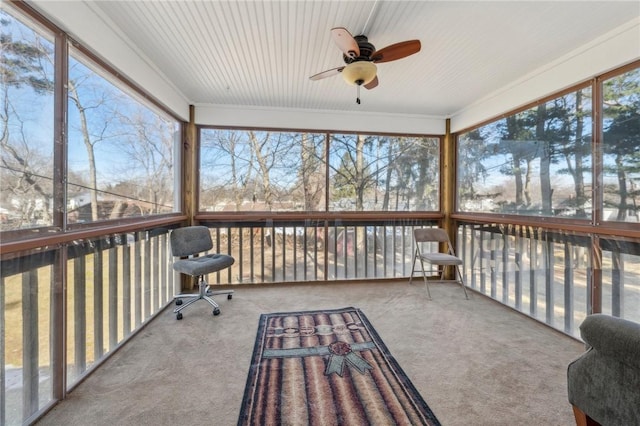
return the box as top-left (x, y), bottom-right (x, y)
top-left (176, 313), bottom-right (183, 320)
top-left (228, 294), bottom-right (233, 300)
top-left (175, 299), bottom-right (183, 305)
top-left (213, 308), bottom-right (221, 316)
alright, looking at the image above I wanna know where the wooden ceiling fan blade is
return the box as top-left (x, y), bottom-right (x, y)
top-left (309, 66), bottom-right (345, 81)
top-left (364, 75), bottom-right (378, 90)
top-left (331, 27), bottom-right (360, 59)
top-left (372, 40), bottom-right (421, 63)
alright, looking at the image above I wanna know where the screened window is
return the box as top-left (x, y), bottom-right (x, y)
top-left (0, 8), bottom-right (55, 231)
top-left (200, 130), bottom-right (327, 212)
top-left (602, 67), bottom-right (640, 223)
top-left (458, 86), bottom-right (593, 218)
top-left (329, 134), bottom-right (439, 211)
top-left (199, 129), bottom-right (440, 212)
top-left (67, 49), bottom-right (179, 224)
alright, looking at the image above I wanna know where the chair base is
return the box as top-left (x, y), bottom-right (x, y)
top-left (173, 276), bottom-right (233, 319)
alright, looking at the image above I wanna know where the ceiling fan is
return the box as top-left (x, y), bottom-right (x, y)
top-left (309, 27), bottom-right (421, 103)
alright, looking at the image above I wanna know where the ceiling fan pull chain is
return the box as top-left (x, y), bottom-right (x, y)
top-left (356, 84), bottom-right (361, 104)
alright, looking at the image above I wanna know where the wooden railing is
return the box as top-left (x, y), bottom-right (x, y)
top-left (1, 226), bottom-right (178, 425)
top-left (457, 222), bottom-right (640, 337)
top-left (2, 217), bottom-right (639, 424)
top-left (200, 218), bottom-right (435, 284)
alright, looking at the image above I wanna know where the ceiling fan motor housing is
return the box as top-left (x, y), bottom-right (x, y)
top-left (343, 35), bottom-right (376, 63)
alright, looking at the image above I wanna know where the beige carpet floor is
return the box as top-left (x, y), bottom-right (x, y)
top-left (36, 280), bottom-right (585, 426)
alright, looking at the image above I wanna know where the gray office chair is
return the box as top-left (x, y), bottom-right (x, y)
top-left (170, 226), bottom-right (235, 320)
top-left (409, 228), bottom-right (469, 299)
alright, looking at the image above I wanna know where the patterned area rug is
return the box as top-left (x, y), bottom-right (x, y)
top-left (238, 307), bottom-right (440, 425)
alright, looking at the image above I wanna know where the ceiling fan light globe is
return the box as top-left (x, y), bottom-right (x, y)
top-left (342, 61), bottom-right (377, 86)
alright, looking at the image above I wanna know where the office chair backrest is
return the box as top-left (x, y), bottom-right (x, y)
top-left (170, 226), bottom-right (213, 257)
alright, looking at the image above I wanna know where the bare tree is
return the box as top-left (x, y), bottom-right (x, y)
top-left (113, 109), bottom-right (175, 214)
top-left (299, 133), bottom-right (325, 211)
top-left (1, 17), bottom-right (54, 228)
top-left (0, 113), bottom-right (53, 227)
top-left (67, 78), bottom-right (117, 221)
top-left (331, 134), bottom-right (376, 211)
top-left (248, 131), bottom-right (275, 210)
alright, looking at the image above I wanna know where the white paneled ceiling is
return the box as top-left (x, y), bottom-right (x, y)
top-left (59, 1), bottom-right (640, 118)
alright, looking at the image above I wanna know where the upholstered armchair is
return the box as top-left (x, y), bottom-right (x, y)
top-left (567, 314), bottom-right (640, 426)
